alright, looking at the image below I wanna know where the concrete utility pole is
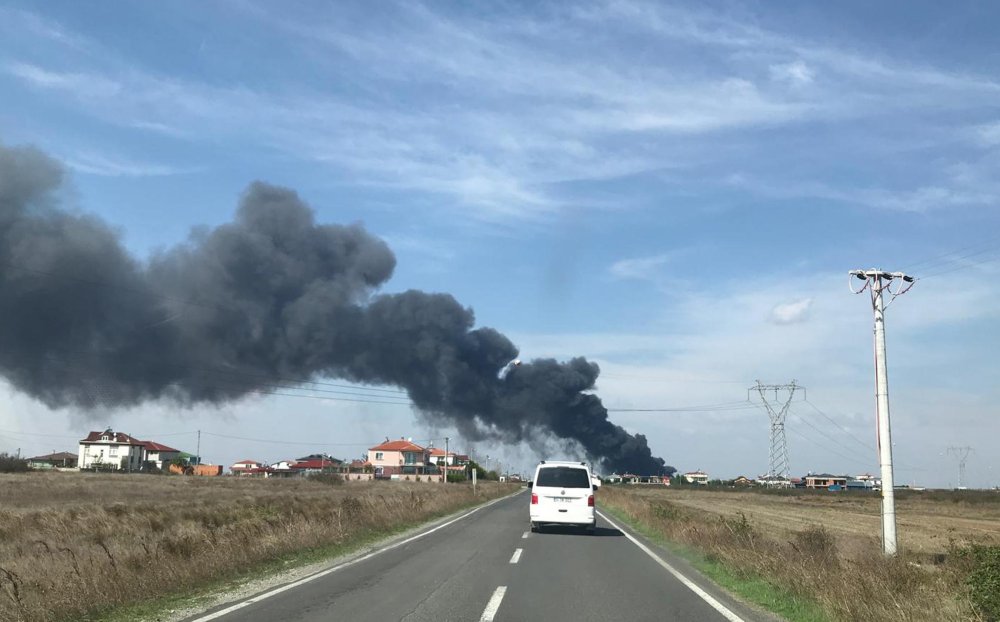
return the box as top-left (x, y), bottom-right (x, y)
top-left (947, 446), bottom-right (974, 488)
top-left (196, 429), bottom-right (201, 465)
top-left (444, 436), bottom-right (449, 484)
top-left (749, 380), bottom-right (800, 481)
top-left (850, 268), bottom-right (915, 556)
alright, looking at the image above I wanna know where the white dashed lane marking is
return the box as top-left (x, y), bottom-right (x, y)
top-left (480, 586), bottom-right (507, 621)
top-left (509, 548), bottom-right (522, 564)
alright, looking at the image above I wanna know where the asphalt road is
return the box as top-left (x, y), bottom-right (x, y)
top-left (184, 490), bottom-right (771, 622)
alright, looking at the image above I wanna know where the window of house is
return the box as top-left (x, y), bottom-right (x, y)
top-left (109, 446), bottom-right (118, 456)
top-left (404, 452), bottom-right (418, 465)
top-left (375, 452), bottom-right (384, 460)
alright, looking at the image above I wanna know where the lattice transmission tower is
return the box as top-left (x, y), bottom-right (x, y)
top-left (947, 446), bottom-right (974, 488)
top-left (749, 380), bottom-right (801, 480)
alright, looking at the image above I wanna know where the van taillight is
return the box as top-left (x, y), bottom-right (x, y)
top-left (531, 494), bottom-right (538, 504)
top-left (587, 495), bottom-right (594, 507)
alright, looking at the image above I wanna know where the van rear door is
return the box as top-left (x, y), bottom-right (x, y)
top-left (532, 466), bottom-right (593, 526)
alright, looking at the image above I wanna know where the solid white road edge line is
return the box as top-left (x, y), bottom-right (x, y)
top-left (188, 493), bottom-right (519, 622)
top-left (597, 511), bottom-right (745, 622)
top-left (480, 586), bottom-right (507, 622)
top-left (509, 548), bottom-right (522, 564)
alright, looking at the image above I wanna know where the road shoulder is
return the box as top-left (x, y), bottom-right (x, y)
top-left (598, 508), bottom-right (785, 622)
top-left (117, 489), bottom-right (525, 622)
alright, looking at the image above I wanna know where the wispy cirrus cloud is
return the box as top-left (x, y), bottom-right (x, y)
top-left (609, 254), bottom-right (670, 281)
top-left (4, 1), bottom-right (999, 224)
top-left (65, 151), bottom-right (196, 177)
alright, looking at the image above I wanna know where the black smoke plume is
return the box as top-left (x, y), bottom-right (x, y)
top-left (0, 143), bottom-right (671, 475)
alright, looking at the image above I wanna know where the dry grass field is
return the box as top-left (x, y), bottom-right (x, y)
top-left (0, 472), bottom-right (513, 622)
top-left (600, 486), bottom-right (1000, 621)
top-left (640, 487), bottom-right (1000, 554)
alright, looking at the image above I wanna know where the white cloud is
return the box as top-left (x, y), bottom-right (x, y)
top-left (65, 151), bottom-right (195, 177)
top-left (6, 61), bottom-right (121, 98)
top-left (725, 173), bottom-right (999, 213)
top-left (975, 121), bottom-right (1000, 147)
top-left (608, 254), bottom-right (670, 281)
top-left (6, 4), bottom-right (999, 224)
top-left (769, 60), bottom-right (814, 85)
top-left (769, 298), bottom-right (813, 324)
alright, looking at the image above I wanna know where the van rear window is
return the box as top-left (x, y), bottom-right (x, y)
top-left (536, 467), bottom-right (590, 488)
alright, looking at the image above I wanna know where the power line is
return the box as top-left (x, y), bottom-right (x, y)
top-left (0, 428), bottom-right (82, 439)
top-left (918, 251), bottom-right (1000, 279)
top-left (9, 350), bottom-right (416, 407)
top-left (787, 406), bottom-right (874, 465)
top-left (902, 234), bottom-right (1000, 274)
top-left (607, 401), bottom-right (759, 413)
top-left (802, 399), bottom-right (875, 454)
top-left (599, 373), bottom-right (748, 384)
top-left (201, 431), bottom-right (447, 448)
top-left (785, 426), bottom-right (875, 470)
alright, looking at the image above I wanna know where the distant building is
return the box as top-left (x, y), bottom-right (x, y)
top-left (732, 475), bottom-right (754, 487)
top-left (78, 429), bottom-right (145, 471)
top-left (368, 438), bottom-right (431, 477)
top-left (78, 429), bottom-right (189, 472)
top-left (141, 441), bottom-right (181, 470)
top-left (27, 451), bottom-right (78, 470)
top-left (682, 470), bottom-right (709, 485)
top-left (847, 473), bottom-right (880, 490)
top-left (805, 474), bottom-right (848, 490)
top-left (230, 459), bottom-right (268, 476)
top-left (758, 475), bottom-right (794, 488)
top-left (349, 459), bottom-right (372, 472)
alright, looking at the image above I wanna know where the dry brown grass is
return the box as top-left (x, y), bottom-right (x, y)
top-left (600, 486), bottom-right (998, 622)
top-left (0, 472), bottom-right (513, 622)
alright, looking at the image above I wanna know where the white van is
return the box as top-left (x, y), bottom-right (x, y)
top-left (529, 460), bottom-right (598, 534)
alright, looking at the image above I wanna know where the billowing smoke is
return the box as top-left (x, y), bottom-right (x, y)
top-left (0, 143), bottom-right (670, 475)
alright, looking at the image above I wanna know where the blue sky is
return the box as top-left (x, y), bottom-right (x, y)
top-left (1, 1), bottom-right (998, 487)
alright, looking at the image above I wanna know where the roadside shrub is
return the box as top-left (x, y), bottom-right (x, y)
top-left (792, 525), bottom-right (839, 569)
top-left (601, 486), bottom-right (979, 621)
top-left (0, 453), bottom-right (28, 473)
top-left (963, 545), bottom-right (1000, 620)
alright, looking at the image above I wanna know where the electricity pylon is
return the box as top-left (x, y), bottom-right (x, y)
top-left (749, 380), bottom-right (800, 481)
top-left (850, 268), bottom-right (915, 557)
top-left (947, 446), bottom-right (974, 488)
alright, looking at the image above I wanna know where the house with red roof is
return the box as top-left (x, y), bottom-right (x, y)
top-left (367, 438), bottom-right (430, 477)
top-left (78, 429), bottom-right (189, 472)
top-left (428, 447), bottom-right (469, 477)
top-left (141, 440), bottom-right (181, 470)
top-left (27, 451), bottom-right (78, 470)
top-left (268, 455), bottom-right (344, 477)
top-left (230, 459), bottom-right (268, 476)
top-left (78, 429), bottom-right (146, 471)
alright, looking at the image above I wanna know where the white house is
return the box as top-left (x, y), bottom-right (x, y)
top-left (682, 470), bottom-right (709, 485)
top-left (230, 459), bottom-right (268, 476)
top-left (141, 441), bottom-right (181, 470)
top-left (78, 429), bottom-right (145, 471)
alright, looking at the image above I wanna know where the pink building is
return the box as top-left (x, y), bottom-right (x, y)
top-left (368, 439), bottom-right (430, 477)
